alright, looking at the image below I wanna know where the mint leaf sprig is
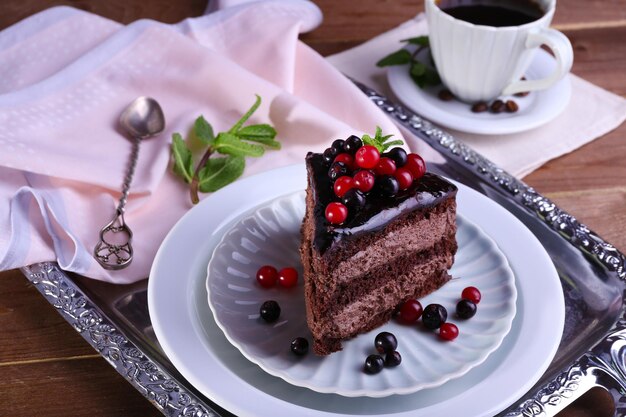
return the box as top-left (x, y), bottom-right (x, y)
top-left (361, 126), bottom-right (404, 153)
top-left (376, 36), bottom-right (441, 89)
top-left (171, 95), bottom-right (280, 204)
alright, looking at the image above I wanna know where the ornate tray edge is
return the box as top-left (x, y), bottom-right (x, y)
top-left (21, 262), bottom-right (217, 417)
top-left (352, 80), bottom-right (626, 416)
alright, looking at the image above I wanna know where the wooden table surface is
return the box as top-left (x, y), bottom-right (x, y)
top-left (0, 1), bottom-right (624, 416)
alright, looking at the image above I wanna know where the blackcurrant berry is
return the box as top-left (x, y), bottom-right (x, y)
top-left (322, 147), bottom-right (339, 164)
top-left (456, 299), bottom-right (477, 319)
top-left (341, 188), bottom-right (366, 211)
top-left (342, 135), bottom-right (363, 154)
top-left (374, 331), bottom-right (398, 354)
top-left (374, 175), bottom-right (399, 197)
top-left (383, 147), bottom-right (408, 167)
top-left (331, 139), bottom-right (345, 151)
top-left (385, 351), bottom-right (402, 367)
top-left (422, 304), bottom-right (448, 330)
top-left (364, 354), bottom-right (384, 374)
top-left (290, 337), bottom-right (309, 356)
top-left (259, 300), bottom-right (281, 323)
top-left (328, 161), bottom-right (349, 181)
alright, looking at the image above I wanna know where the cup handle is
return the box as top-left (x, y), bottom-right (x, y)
top-left (502, 28), bottom-right (574, 96)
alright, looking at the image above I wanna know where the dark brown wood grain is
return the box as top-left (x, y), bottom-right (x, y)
top-left (0, 0), bottom-right (624, 416)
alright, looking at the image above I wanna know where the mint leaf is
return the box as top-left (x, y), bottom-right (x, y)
top-left (423, 67), bottom-right (441, 86)
top-left (381, 140), bottom-right (405, 152)
top-left (410, 62), bottom-right (426, 77)
top-left (229, 94), bottom-right (262, 134)
top-left (401, 36), bottom-right (429, 47)
top-left (214, 132), bottom-right (265, 157)
top-left (171, 133), bottom-right (194, 183)
top-left (376, 49), bottom-right (412, 67)
top-left (198, 155), bottom-right (245, 193)
top-left (237, 124), bottom-right (280, 149)
top-left (193, 116), bottom-right (215, 145)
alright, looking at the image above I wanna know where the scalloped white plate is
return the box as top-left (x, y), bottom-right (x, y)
top-left (149, 164), bottom-right (564, 417)
top-left (206, 191), bottom-right (517, 397)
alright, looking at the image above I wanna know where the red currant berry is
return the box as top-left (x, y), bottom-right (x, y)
top-left (256, 265), bottom-right (278, 288)
top-left (278, 267), bottom-right (298, 288)
top-left (398, 299), bottom-right (423, 324)
top-left (394, 168), bottom-right (414, 190)
top-left (374, 157), bottom-right (396, 176)
top-left (353, 170), bottom-right (375, 193)
top-left (334, 176), bottom-right (354, 198)
top-left (325, 202), bottom-right (348, 225)
top-left (334, 153), bottom-right (355, 170)
top-left (439, 322), bottom-right (459, 341)
top-left (355, 145), bottom-right (380, 169)
top-left (462, 286), bottom-right (482, 304)
top-left (406, 153), bottom-right (426, 180)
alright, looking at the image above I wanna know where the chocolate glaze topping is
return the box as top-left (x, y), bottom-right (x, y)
top-left (307, 152), bottom-right (458, 254)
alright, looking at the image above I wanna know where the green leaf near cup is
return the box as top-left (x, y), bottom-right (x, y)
top-left (377, 36), bottom-right (441, 90)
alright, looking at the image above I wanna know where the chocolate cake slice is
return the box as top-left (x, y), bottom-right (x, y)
top-left (299, 139), bottom-right (457, 355)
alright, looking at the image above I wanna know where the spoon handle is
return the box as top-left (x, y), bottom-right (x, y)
top-left (118, 136), bottom-right (141, 214)
top-left (94, 135), bottom-right (141, 270)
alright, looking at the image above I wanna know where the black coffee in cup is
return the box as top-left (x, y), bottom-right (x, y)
top-left (437, 0), bottom-right (545, 27)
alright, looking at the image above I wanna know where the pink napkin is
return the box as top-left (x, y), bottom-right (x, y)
top-left (0, 2), bottom-right (401, 283)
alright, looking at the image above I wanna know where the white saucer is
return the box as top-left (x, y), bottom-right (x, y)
top-left (387, 49), bottom-right (571, 135)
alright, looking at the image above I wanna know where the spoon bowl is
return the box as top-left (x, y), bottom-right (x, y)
top-left (119, 96), bottom-right (165, 139)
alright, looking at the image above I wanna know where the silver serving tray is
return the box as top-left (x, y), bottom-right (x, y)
top-left (21, 81), bottom-right (626, 417)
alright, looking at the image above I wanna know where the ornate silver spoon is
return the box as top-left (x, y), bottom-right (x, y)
top-left (94, 97), bottom-right (165, 270)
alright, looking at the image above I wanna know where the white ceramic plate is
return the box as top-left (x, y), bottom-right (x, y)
top-left (148, 164), bottom-right (564, 417)
top-left (387, 49), bottom-right (571, 135)
top-left (206, 192), bottom-right (516, 397)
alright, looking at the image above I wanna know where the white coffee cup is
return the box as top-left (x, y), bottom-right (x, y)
top-left (425, 0), bottom-right (573, 103)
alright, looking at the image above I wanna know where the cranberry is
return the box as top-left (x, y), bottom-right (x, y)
top-left (456, 299), bottom-right (477, 319)
top-left (322, 147), bottom-right (339, 164)
top-left (385, 351), bottom-right (402, 367)
top-left (375, 331), bottom-right (398, 354)
top-left (328, 161), bottom-right (349, 181)
top-left (394, 168), bottom-right (414, 190)
top-left (291, 337), bottom-right (309, 356)
top-left (260, 300), bottom-right (280, 323)
top-left (331, 139), bottom-right (345, 151)
top-left (462, 286), bottom-right (482, 304)
top-left (405, 153), bottom-right (426, 180)
top-left (343, 135), bottom-right (363, 154)
top-left (341, 188), bottom-right (366, 211)
top-left (325, 202), bottom-right (348, 225)
top-left (334, 176), bottom-right (354, 198)
top-left (256, 265), bottom-right (278, 288)
top-left (398, 299), bottom-right (423, 324)
top-left (383, 147), bottom-right (408, 167)
top-left (353, 169), bottom-right (375, 193)
top-left (374, 175), bottom-right (399, 197)
top-left (334, 153), bottom-right (355, 170)
top-left (355, 145), bottom-right (380, 169)
top-left (278, 267), bottom-right (298, 288)
top-left (422, 304), bottom-right (447, 330)
top-left (374, 157), bottom-right (396, 176)
top-left (364, 354), bottom-right (384, 374)
top-left (439, 322), bottom-right (459, 341)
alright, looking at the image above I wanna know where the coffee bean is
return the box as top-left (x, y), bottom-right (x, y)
top-left (438, 89), bottom-right (454, 101)
top-left (490, 99), bottom-right (505, 113)
top-left (471, 102), bottom-right (488, 113)
top-left (505, 100), bottom-right (519, 113)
